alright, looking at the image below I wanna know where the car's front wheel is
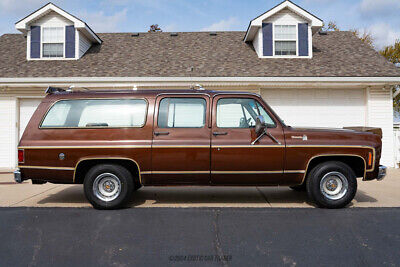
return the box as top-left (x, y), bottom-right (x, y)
top-left (84, 164), bottom-right (134, 210)
top-left (306, 161), bottom-right (357, 209)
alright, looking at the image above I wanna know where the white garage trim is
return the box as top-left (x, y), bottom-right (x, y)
top-left (0, 97), bottom-right (18, 171)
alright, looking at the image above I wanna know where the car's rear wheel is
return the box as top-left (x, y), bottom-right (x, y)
top-left (306, 161), bottom-right (357, 209)
top-left (84, 164), bottom-right (134, 210)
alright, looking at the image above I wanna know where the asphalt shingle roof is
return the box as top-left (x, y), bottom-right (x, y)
top-left (0, 31), bottom-right (399, 78)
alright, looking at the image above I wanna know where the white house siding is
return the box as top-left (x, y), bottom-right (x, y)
top-left (78, 32), bottom-right (91, 58)
top-left (31, 11), bottom-right (72, 27)
top-left (0, 98), bottom-right (17, 170)
top-left (253, 29), bottom-right (262, 58)
top-left (367, 87), bottom-right (394, 167)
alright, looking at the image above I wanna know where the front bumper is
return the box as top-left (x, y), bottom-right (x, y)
top-left (14, 169), bottom-right (23, 183)
top-left (377, 165), bottom-right (387, 181)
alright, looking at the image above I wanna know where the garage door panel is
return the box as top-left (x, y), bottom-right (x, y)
top-left (261, 88), bottom-right (366, 128)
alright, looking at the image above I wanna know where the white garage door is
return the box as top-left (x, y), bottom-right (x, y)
top-left (19, 99), bottom-right (42, 140)
top-left (261, 88), bottom-right (366, 128)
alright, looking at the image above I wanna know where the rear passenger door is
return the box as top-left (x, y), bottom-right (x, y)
top-left (150, 94), bottom-right (211, 185)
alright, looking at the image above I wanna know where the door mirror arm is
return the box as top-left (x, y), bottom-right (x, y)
top-left (252, 115), bottom-right (281, 145)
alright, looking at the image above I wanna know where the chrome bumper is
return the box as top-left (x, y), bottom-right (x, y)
top-left (14, 169), bottom-right (22, 183)
top-left (377, 165), bottom-right (387, 181)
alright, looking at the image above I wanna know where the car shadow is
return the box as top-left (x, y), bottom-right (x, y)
top-left (36, 185), bottom-right (378, 207)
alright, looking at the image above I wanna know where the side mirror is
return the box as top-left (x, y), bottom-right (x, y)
top-left (255, 115), bottom-right (266, 136)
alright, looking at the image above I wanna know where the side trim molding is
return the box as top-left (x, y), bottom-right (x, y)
top-left (18, 165), bottom-right (75, 170)
top-left (73, 157), bottom-right (143, 184)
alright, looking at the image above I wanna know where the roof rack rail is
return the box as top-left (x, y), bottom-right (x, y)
top-left (45, 86), bottom-right (66, 94)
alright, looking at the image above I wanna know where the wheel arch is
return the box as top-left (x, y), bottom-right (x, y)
top-left (302, 154), bottom-right (366, 184)
top-left (73, 157), bottom-right (142, 186)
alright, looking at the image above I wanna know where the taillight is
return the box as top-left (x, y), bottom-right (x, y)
top-left (368, 152), bottom-right (372, 167)
top-left (18, 149), bottom-right (24, 163)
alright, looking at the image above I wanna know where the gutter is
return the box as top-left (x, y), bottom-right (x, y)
top-left (1, 77), bottom-right (400, 83)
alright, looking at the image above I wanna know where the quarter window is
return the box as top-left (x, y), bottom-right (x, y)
top-left (217, 98), bottom-right (275, 128)
top-left (41, 99), bottom-right (147, 128)
top-left (274, 25), bottom-right (296, 56)
top-left (42, 27), bottom-right (64, 58)
top-left (158, 98), bottom-right (206, 128)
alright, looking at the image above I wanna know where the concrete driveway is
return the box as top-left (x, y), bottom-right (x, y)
top-left (0, 169), bottom-right (399, 208)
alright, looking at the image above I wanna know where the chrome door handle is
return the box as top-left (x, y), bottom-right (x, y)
top-left (213, 132), bottom-right (228, 136)
top-left (154, 131), bottom-right (170, 136)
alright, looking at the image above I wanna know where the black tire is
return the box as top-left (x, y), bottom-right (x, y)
top-left (289, 184), bottom-right (306, 191)
top-left (84, 164), bottom-right (134, 210)
top-left (306, 161), bottom-right (357, 209)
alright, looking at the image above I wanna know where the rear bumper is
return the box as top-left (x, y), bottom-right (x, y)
top-left (377, 165), bottom-right (387, 181)
top-left (14, 169), bottom-right (23, 183)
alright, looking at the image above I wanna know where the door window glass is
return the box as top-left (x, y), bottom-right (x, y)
top-left (216, 98), bottom-right (275, 128)
top-left (158, 98), bottom-right (206, 128)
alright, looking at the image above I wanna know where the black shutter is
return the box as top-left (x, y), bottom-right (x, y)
top-left (30, 26), bottom-right (40, 58)
top-left (262, 23), bottom-right (273, 56)
top-left (298, 23), bottom-right (309, 56)
top-left (65, 25), bottom-right (75, 58)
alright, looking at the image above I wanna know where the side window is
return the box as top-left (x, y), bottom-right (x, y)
top-left (216, 98), bottom-right (276, 128)
top-left (41, 99), bottom-right (147, 128)
top-left (158, 98), bottom-right (206, 128)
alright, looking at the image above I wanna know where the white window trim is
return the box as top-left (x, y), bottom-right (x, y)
top-left (273, 24), bottom-right (298, 57)
top-left (41, 26), bottom-right (65, 59)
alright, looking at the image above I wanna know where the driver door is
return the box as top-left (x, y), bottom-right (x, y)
top-left (210, 95), bottom-right (285, 185)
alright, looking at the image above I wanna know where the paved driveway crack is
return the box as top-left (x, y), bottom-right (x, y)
top-left (213, 210), bottom-right (229, 267)
top-left (256, 187), bottom-right (272, 207)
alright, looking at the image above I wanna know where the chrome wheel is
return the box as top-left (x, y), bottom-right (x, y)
top-left (320, 171), bottom-right (349, 200)
top-left (92, 173), bottom-right (121, 202)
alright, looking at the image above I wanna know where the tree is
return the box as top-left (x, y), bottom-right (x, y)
top-left (323, 21), bottom-right (374, 48)
top-left (380, 40), bottom-right (400, 64)
top-left (148, 24), bottom-right (162, 33)
top-left (350, 29), bottom-right (374, 48)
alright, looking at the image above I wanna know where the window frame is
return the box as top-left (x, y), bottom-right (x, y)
top-left (39, 98), bottom-right (149, 129)
top-left (215, 97), bottom-right (277, 129)
top-left (41, 26), bottom-right (65, 59)
top-left (273, 24), bottom-right (298, 57)
top-left (157, 97), bottom-right (208, 129)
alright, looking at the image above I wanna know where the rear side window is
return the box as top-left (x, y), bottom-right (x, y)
top-left (41, 99), bottom-right (147, 128)
top-left (158, 98), bottom-right (206, 128)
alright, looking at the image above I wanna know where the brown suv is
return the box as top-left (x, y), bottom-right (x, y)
top-left (15, 87), bottom-right (386, 209)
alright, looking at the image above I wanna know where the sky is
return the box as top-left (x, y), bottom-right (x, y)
top-left (0, 0), bottom-right (399, 49)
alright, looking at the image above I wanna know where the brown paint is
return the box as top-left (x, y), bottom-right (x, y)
top-left (18, 89), bottom-right (383, 186)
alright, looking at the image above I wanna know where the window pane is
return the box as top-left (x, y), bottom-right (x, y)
top-left (41, 99), bottom-right (147, 128)
top-left (158, 98), bottom-right (206, 128)
top-left (274, 25), bottom-right (296, 40)
top-left (217, 98), bottom-right (275, 128)
top-left (43, 27), bottom-right (64, 43)
top-left (275, 41), bottom-right (296, 55)
top-left (43, 43), bottom-right (63, 57)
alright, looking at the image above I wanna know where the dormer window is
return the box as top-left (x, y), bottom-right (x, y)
top-left (274, 25), bottom-right (296, 56)
top-left (42, 27), bottom-right (64, 58)
top-left (244, 1), bottom-right (323, 59)
top-left (15, 3), bottom-right (102, 61)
